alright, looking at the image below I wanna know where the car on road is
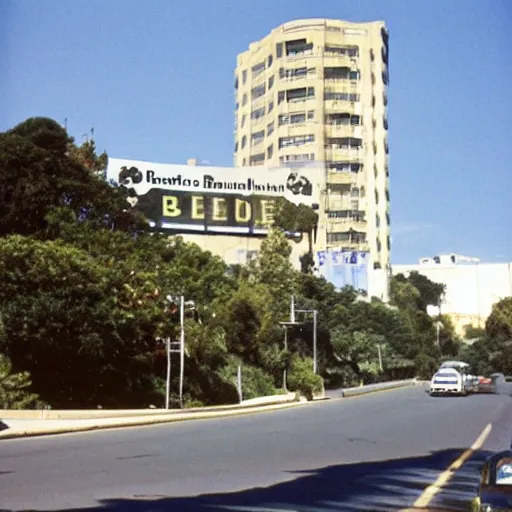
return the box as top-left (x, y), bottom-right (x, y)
top-left (472, 450), bottom-right (512, 511)
top-left (477, 376), bottom-right (498, 394)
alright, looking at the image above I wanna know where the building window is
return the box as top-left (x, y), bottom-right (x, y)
top-left (251, 84), bottom-right (266, 100)
top-left (276, 42), bottom-right (283, 58)
top-left (382, 70), bottom-right (389, 85)
top-left (268, 101), bottom-right (274, 113)
top-left (250, 107), bottom-right (265, 120)
top-left (324, 91), bottom-right (359, 102)
top-left (375, 189), bottom-right (379, 204)
top-left (328, 162), bottom-right (362, 173)
top-left (387, 234), bottom-right (391, 251)
top-left (377, 237), bottom-right (382, 252)
top-left (279, 66), bottom-right (315, 80)
top-left (376, 214), bottom-right (380, 228)
top-left (383, 116), bottom-right (388, 130)
top-left (234, 76), bottom-right (238, 90)
top-left (242, 69), bottom-right (247, 84)
top-left (251, 130), bottom-right (264, 146)
top-left (278, 87), bottom-right (315, 104)
top-left (386, 213), bottom-right (390, 225)
top-left (268, 54), bottom-right (273, 67)
top-left (279, 134), bottom-right (314, 149)
top-left (385, 189), bottom-right (390, 201)
top-left (252, 61), bottom-right (265, 78)
top-left (327, 210), bottom-right (365, 222)
top-left (279, 153), bottom-right (315, 163)
top-left (286, 39), bottom-right (313, 57)
top-left (326, 113), bottom-right (361, 125)
top-left (240, 114), bottom-right (246, 128)
top-left (241, 135), bottom-right (247, 149)
top-left (267, 144), bottom-right (273, 159)
top-left (383, 92), bottom-right (388, 105)
top-left (326, 137), bottom-right (362, 149)
top-left (242, 158), bottom-right (247, 166)
top-left (268, 75), bottom-right (274, 89)
top-left (250, 153), bottom-right (265, 166)
top-left (278, 112), bottom-right (307, 125)
top-left (374, 164), bottom-right (378, 178)
top-left (370, 48), bottom-right (375, 61)
top-left (234, 141), bottom-right (238, 152)
top-left (242, 93), bottom-right (247, 106)
top-left (324, 45), bottom-right (359, 57)
top-left (327, 231), bottom-right (366, 244)
top-left (324, 67), bottom-right (360, 81)
top-left (267, 122), bottom-right (274, 136)
top-left (372, 95), bottom-right (376, 107)
top-left (382, 46), bottom-right (388, 65)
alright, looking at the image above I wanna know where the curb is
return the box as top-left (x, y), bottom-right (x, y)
top-left (326, 379), bottom-right (419, 400)
top-left (0, 401), bottom-right (302, 441)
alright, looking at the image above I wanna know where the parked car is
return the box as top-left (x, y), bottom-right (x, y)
top-left (472, 450), bottom-right (512, 511)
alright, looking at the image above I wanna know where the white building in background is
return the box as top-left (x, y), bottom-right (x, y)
top-left (392, 254), bottom-right (512, 335)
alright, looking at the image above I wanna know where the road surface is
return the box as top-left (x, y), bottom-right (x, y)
top-left (1, 385), bottom-right (511, 511)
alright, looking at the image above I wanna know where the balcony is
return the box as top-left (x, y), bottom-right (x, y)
top-left (327, 171), bottom-right (355, 185)
top-left (322, 54), bottom-right (358, 69)
top-left (324, 148), bottom-right (363, 162)
top-left (325, 124), bottom-right (363, 138)
top-left (326, 240), bottom-right (370, 252)
top-left (323, 98), bottom-right (359, 113)
top-left (326, 217), bottom-right (367, 232)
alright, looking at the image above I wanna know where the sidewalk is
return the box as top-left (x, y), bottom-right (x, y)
top-left (0, 394), bottom-right (301, 440)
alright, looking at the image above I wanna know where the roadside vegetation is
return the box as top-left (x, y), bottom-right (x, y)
top-left (0, 117), bottom-right (509, 409)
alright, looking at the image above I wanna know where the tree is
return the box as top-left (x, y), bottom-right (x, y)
top-left (485, 297), bottom-right (512, 374)
top-left (0, 235), bottom-right (160, 407)
top-left (254, 227), bottom-right (297, 315)
top-left (406, 271), bottom-right (445, 312)
top-left (486, 297), bottom-right (512, 342)
top-left (0, 354), bottom-right (40, 409)
top-left (0, 117), bottom-right (146, 239)
top-left (67, 135), bottom-right (108, 178)
top-left (273, 197), bottom-right (318, 271)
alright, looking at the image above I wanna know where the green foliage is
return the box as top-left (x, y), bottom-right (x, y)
top-left (0, 354), bottom-right (40, 409)
top-left (287, 355), bottom-right (324, 400)
top-left (0, 115), bottom-right (469, 408)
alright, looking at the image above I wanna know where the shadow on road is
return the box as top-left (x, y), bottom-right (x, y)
top-left (41, 448), bottom-right (491, 512)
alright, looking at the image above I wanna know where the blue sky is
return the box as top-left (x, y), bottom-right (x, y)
top-left (1, 0), bottom-right (511, 264)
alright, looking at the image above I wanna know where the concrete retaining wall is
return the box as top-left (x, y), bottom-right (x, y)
top-left (0, 392), bottom-right (297, 420)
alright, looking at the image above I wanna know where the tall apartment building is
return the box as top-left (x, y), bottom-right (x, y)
top-left (233, 18), bottom-right (390, 270)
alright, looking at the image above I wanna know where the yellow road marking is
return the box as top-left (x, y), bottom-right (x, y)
top-left (410, 423), bottom-right (492, 509)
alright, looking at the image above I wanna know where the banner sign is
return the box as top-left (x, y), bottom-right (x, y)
top-left (106, 158), bottom-right (324, 234)
top-left (315, 249), bottom-right (369, 293)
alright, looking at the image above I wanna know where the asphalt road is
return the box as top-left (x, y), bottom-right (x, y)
top-left (1, 384), bottom-right (511, 512)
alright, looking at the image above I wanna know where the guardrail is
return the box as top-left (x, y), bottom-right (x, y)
top-left (326, 378), bottom-right (420, 399)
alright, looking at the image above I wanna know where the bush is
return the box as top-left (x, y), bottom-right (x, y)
top-left (287, 355), bottom-right (324, 400)
top-left (240, 364), bottom-right (278, 400)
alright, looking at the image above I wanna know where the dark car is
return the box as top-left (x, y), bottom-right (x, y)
top-left (472, 450), bottom-right (512, 511)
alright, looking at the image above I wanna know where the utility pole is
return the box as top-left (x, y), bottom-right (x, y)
top-left (295, 307), bottom-right (319, 374)
top-left (165, 336), bottom-right (171, 410)
top-left (313, 310), bottom-right (318, 374)
top-left (179, 295), bottom-right (185, 409)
